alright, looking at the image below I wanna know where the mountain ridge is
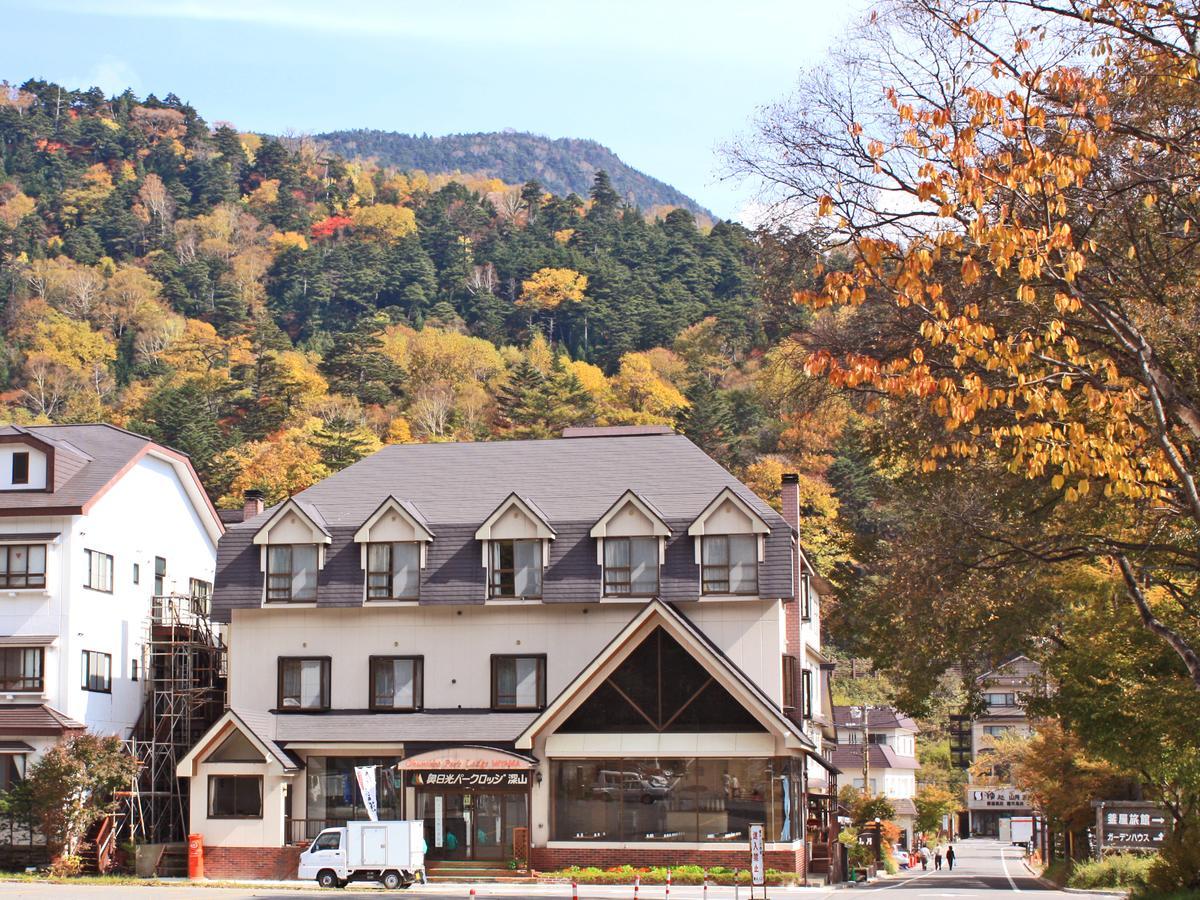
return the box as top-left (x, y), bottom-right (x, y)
top-left (315, 129), bottom-right (714, 218)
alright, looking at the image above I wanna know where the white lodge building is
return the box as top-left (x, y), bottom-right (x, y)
top-left (180, 427), bottom-right (839, 879)
top-left (0, 424), bottom-right (221, 781)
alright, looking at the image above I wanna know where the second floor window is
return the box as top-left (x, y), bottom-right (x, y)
top-left (190, 579), bottom-right (213, 616)
top-left (366, 542), bottom-right (420, 601)
top-left (491, 655), bottom-right (546, 710)
top-left (267, 545), bottom-right (318, 602)
top-left (81, 650), bottom-right (112, 692)
top-left (278, 657), bottom-right (330, 710)
top-left (0, 647), bottom-right (43, 692)
top-left (800, 572), bottom-right (812, 620)
top-left (85, 550), bottom-right (114, 592)
top-left (11, 452), bottom-right (29, 485)
top-left (802, 668), bottom-right (813, 719)
top-left (370, 656), bottom-right (423, 710)
top-left (0, 544), bottom-right (46, 589)
top-left (782, 654), bottom-right (798, 711)
top-left (985, 692), bottom-right (1017, 707)
top-left (701, 534), bottom-right (758, 595)
top-left (154, 556), bottom-right (167, 595)
top-left (603, 537), bottom-right (659, 596)
top-left (489, 540), bottom-right (542, 599)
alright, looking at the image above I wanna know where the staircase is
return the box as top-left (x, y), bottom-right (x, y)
top-left (424, 860), bottom-right (535, 883)
top-left (155, 843), bottom-right (189, 877)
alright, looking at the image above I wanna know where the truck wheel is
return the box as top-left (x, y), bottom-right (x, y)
top-left (317, 869), bottom-right (339, 889)
top-left (383, 870), bottom-right (402, 890)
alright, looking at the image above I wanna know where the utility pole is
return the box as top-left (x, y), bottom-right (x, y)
top-left (852, 705), bottom-right (872, 797)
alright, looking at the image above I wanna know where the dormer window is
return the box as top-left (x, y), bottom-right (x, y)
top-left (354, 497), bottom-right (433, 603)
top-left (490, 540), bottom-right (542, 598)
top-left (11, 453), bottom-right (28, 486)
top-left (267, 546), bottom-right (318, 602)
top-left (591, 490), bottom-right (670, 599)
top-left (688, 487), bottom-right (770, 597)
top-left (476, 494), bottom-right (555, 602)
top-left (701, 534), bottom-right (758, 594)
top-left (252, 498), bottom-right (332, 605)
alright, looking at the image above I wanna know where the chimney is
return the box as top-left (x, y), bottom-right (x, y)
top-left (242, 489), bottom-right (265, 522)
top-left (781, 472), bottom-right (800, 530)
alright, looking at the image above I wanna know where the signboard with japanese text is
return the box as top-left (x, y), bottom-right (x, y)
top-left (409, 770), bottom-right (530, 789)
top-left (1097, 803), bottom-right (1168, 851)
top-left (749, 823), bottom-right (765, 886)
top-left (966, 787), bottom-right (1029, 810)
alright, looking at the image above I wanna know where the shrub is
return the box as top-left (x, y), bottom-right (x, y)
top-left (49, 855), bottom-right (83, 878)
top-left (1069, 854), bottom-right (1155, 890)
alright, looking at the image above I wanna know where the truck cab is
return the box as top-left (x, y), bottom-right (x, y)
top-left (298, 820), bottom-right (425, 889)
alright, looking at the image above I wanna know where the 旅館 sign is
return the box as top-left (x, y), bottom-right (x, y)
top-left (1097, 802), bottom-right (1169, 851)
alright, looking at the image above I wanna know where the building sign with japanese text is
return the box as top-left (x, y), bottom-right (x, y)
top-left (966, 787), bottom-right (1030, 810)
top-left (410, 770), bottom-right (529, 789)
top-left (1097, 803), bottom-right (1168, 851)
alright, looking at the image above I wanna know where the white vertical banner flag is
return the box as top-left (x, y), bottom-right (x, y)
top-left (354, 765), bottom-right (380, 821)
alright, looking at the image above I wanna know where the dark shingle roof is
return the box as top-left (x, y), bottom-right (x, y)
top-left (830, 743), bottom-right (920, 771)
top-left (0, 703), bottom-right (85, 735)
top-left (833, 705), bottom-right (921, 733)
top-left (213, 434), bottom-right (795, 621)
top-left (0, 424), bottom-right (153, 513)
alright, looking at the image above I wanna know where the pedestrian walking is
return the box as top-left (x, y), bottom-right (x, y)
top-left (919, 846), bottom-right (931, 870)
top-left (934, 848), bottom-right (943, 870)
top-left (946, 846), bottom-right (956, 870)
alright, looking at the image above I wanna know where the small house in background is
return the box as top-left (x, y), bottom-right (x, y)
top-left (0, 424), bottom-right (222, 787)
top-left (832, 705), bottom-right (921, 846)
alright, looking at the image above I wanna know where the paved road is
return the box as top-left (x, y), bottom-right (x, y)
top-left (0, 840), bottom-right (1116, 899)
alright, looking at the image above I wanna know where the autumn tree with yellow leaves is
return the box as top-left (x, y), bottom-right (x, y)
top-left (738, 0), bottom-right (1200, 689)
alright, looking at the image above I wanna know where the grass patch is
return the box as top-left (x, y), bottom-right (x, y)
top-left (538, 865), bottom-right (805, 886)
top-left (1041, 859), bottom-right (1072, 887)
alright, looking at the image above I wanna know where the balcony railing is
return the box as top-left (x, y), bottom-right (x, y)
top-left (287, 818), bottom-right (343, 845)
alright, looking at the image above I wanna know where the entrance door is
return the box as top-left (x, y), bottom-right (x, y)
top-left (472, 794), bottom-right (503, 860)
top-left (417, 791), bottom-right (468, 860)
top-left (417, 790), bottom-right (527, 861)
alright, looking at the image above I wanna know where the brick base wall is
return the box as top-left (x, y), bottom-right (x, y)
top-left (531, 845), bottom-right (805, 875)
top-left (201, 845), bottom-right (303, 880)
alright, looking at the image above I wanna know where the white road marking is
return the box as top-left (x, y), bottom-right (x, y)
top-left (998, 846), bottom-right (1022, 892)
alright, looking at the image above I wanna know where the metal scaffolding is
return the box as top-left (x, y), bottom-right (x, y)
top-left (126, 594), bottom-right (226, 845)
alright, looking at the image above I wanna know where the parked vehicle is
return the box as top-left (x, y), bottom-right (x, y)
top-left (893, 849), bottom-right (911, 869)
top-left (298, 820), bottom-right (425, 889)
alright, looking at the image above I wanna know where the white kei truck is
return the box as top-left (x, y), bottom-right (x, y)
top-left (298, 820), bottom-right (425, 889)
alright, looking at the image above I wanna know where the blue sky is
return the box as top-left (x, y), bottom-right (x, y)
top-left (3, 0), bottom-right (866, 220)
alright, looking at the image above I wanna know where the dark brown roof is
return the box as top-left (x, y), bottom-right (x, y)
top-left (833, 705), bottom-right (921, 733)
top-left (0, 704), bottom-right (85, 736)
top-left (213, 434), bottom-right (797, 621)
top-left (892, 798), bottom-right (918, 817)
top-left (830, 743), bottom-right (920, 771)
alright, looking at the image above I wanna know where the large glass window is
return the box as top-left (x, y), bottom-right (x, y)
top-left (306, 756), bottom-right (402, 826)
top-left (370, 656), bottom-right (423, 710)
top-left (0, 544), bottom-right (46, 590)
top-left (366, 542), bottom-right (420, 600)
top-left (701, 535), bottom-right (758, 595)
top-left (491, 655), bottom-right (545, 710)
top-left (552, 757), bottom-right (803, 844)
top-left (0, 648), bottom-right (43, 692)
top-left (81, 650), bottom-right (111, 692)
top-left (278, 657), bottom-right (330, 710)
top-left (267, 545), bottom-right (318, 602)
top-left (85, 549), bottom-right (113, 592)
top-left (603, 537), bottom-right (659, 596)
top-left (489, 540), bottom-right (542, 599)
top-left (208, 775), bottom-right (262, 818)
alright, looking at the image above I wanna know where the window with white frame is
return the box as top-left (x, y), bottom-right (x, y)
top-left (366, 542), bottom-right (421, 600)
top-left (266, 545), bottom-right (318, 602)
top-left (84, 550), bottom-right (113, 592)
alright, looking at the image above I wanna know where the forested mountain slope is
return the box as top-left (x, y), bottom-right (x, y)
top-left (315, 130), bottom-right (712, 219)
top-left (0, 81), bottom-right (849, 578)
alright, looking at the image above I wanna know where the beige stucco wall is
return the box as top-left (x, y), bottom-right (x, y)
top-left (227, 599), bottom-right (786, 712)
top-left (187, 760), bottom-right (291, 847)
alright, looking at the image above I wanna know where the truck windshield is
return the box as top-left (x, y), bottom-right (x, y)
top-left (312, 832), bottom-right (341, 851)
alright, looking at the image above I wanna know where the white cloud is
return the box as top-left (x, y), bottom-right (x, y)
top-left (73, 56), bottom-right (142, 95)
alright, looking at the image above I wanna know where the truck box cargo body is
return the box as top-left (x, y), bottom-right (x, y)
top-left (298, 820), bottom-right (425, 889)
